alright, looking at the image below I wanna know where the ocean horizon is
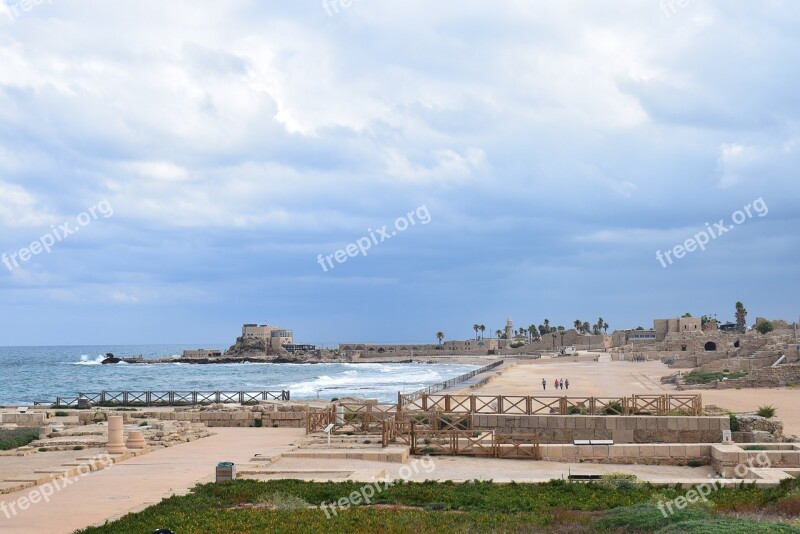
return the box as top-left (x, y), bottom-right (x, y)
top-left (0, 344), bottom-right (478, 405)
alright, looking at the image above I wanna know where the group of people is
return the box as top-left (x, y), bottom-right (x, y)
top-left (541, 378), bottom-right (569, 390)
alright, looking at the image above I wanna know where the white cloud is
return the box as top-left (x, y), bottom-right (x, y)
top-left (0, 181), bottom-right (54, 227)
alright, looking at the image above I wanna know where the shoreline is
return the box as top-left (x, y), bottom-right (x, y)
top-left (102, 353), bottom-right (504, 366)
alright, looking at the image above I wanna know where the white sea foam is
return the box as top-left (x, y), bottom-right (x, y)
top-left (287, 364), bottom-right (445, 396)
top-left (72, 354), bottom-right (106, 365)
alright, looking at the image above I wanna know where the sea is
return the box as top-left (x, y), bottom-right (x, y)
top-left (0, 345), bottom-right (478, 406)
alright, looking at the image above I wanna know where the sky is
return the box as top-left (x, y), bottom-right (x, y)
top-left (0, 0), bottom-right (798, 346)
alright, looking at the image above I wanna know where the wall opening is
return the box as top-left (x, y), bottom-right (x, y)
top-left (704, 341), bottom-right (717, 352)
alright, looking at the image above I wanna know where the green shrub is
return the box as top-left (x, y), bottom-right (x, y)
top-left (54, 411), bottom-right (69, 417)
top-left (757, 404), bottom-right (777, 418)
top-left (256, 492), bottom-right (309, 511)
top-left (0, 427), bottom-right (41, 450)
top-left (603, 401), bottom-right (623, 415)
top-left (73, 445), bottom-right (84, 451)
top-left (254, 419), bottom-right (263, 428)
top-left (567, 405), bottom-right (588, 415)
top-left (729, 413), bottom-right (741, 432)
top-left (139, 421), bottom-right (149, 426)
top-left (596, 473), bottom-right (639, 491)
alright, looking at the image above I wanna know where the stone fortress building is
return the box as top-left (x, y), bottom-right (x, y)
top-left (242, 323), bottom-right (295, 352)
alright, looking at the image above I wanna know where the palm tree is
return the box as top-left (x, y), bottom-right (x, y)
top-left (583, 321), bottom-right (591, 335)
top-left (436, 331), bottom-right (444, 347)
top-left (543, 318), bottom-right (550, 333)
top-left (551, 333), bottom-right (557, 348)
top-left (603, 322), bottom-right (609, 334)
top-left (557, 326), bottom-right (566, 347)
top-left (473, 324), bottom-right (480, 340)
top-left (735, 301), bottom-right (748, 332)
top-left (479, 325), bottom-right (486, 339)
top-left (528, 325), bottom-right (537, 341)
top-left (495, 329), bottom-right (502, 339)
top-left (574, 319), bottom-right (582, 333)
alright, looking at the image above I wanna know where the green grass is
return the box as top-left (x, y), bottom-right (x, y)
top-left (76, 478), bottom-right (800, 534)
top-left (757, 404), bottom-right (777, 418)
top-left (0, 427), bottom-right (40, 450)
top-left (685, 370), bottom-right (748, 385)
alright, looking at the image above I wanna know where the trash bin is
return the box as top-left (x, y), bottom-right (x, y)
top-left (216, 461), bottom-right (236, 483)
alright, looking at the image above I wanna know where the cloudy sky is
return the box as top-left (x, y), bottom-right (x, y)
top-left (0, 0), bottom-right (798, 346)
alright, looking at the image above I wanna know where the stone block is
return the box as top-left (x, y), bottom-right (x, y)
top-left (658, 419), bottom-right (669, 430)
top-left (562, 445), bottom-right (578, 460)
top-left (575, 418), bottom-right (586, 429)
top-left (593, 445), bottom-right (610, 458)
top-left (578, 446), bottom-right (594, 459)
top-left (624, 418), bottom-right (637, 431)
top-left (546, 445), bottom-right (563, 459)
top-left (623, 445), bottom-right (639, 459)
top-left (652, 444), bottom-right (671, 458)
top-left (667, 418), bottom-right (679, 431)
top-left (585, 418), bottom-right (596, 430)
top-left (669, 445), bottom-right (687, 458)
top-left (612, 429), bottom-right (634, 444)
top-left (639, 444), bottom-right (655, 457)
top-left (685, 445), bottom-right (706, 458)
top-left (609, 445), bottom-right (625, 458)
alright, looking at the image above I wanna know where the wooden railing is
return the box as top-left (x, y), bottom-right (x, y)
top-left (53, 390), bottom-right (291, 407)
top-left (409, 427), bottom-right (540, 459)
top-left (399, 394), bottom-right (702, 416)
top-left (398, 360), bottom-right (504, 407)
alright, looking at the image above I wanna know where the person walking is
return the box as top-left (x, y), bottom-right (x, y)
top-left (565, 378), bottom-right (570, 390)
top-left (542, 378), bottom-right (546, 390)
top-left (559, 378), bottom-right (564, 390)
top-left (554, 378), bottom-right (559, 390)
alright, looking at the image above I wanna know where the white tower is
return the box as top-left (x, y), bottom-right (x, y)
top-left (505, 317), bottom-right (513, 340)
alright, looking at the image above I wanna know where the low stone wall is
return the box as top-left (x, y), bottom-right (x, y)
top-left (472, 415), bottom-right (728, 444)
top-left (150, 410), bottom-right (306, 428)
top-left (0, 412), bottom-right (46, 426)
top-left (711, 443), bottom-right (800, 477)
top-left (711, 364), bottom-right (800, 388)
top-left (541, 444), bottom-right (711, 465)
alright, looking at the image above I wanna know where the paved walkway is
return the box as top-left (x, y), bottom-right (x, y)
top-left (0, 427), bottom-right (304, 534)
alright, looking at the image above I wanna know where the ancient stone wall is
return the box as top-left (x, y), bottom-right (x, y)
top-left (471, 415), bottom-right (728, 444)
top-left (711, 364), bottom-right (800, 389)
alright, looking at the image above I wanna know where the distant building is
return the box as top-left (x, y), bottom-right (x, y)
top-left (654, 317), bottom-right (702, 341)
top-left (242, 323), bottom-right (295, 351)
